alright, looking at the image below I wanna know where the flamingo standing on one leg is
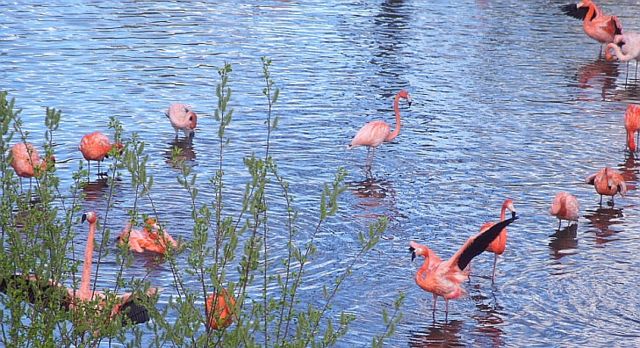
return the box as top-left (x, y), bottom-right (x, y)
top-left (0, 212), bottom-right (157, 325)
top-left (10, 143), bottom-right (54, 190)
top-left (166, 103), bottom-right (198, 138)
top-left (347, 90), bottom-right (412, 168)
top-left (117, 217), bottom-right (179, 254)
top-left (479, 199), bottom-right (516, 283)
top-left (561, 0), bottom-right (623, 55)
top-left (206, 289), bottom-right (236, 330)
top-left (409, 215), bottom-right (518, 319)
top-left (586, 167), bottom-right (627, 205)
top-left (79, 132), bottom-right (122, 177)
top-left (550, 192), bottom-right (580, 229)
top-left (624, 104), bottom-right (640, 152)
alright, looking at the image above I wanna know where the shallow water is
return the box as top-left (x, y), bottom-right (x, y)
top-left (3, 0), bottom-right (640, 346)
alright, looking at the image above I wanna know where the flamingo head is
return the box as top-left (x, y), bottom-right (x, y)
top-left (504, 198), bottom-right (516, 218)
top-left (82, 211), bottom-right (98, 224)
top-left (576, 0), bottom-right (591, 9)
top-left (398, 89), bottom-right (412, 106)
top-left (187, 109), bottom-right (198, 131)
top-left (408, 241), bottom-right (430, 261)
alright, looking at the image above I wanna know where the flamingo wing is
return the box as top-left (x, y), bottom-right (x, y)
top-left (560, 4), bottom-right (588, 20)
top-left (586, 172), bottom-right (598, 185)
top-left (119, 296), bottom-right (152, 324)
top-left (349, 121), bottom-right (390, 148)
top-left (453, 216), bottom-right (519, 271)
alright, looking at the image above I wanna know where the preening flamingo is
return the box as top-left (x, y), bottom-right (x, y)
top-left (348, 89), bottom-right (411, 164)
top-left (561, 0), bottom-right (623, 54)
top-left (117, 217), bottom-right (179, 254)
top-left (10, 143), bottom-right (54, 187)
top-left (409, 215), bottom-right (518, 318)
top-left (480, 199), bottom-right (516, 283)
top-left (78, 132), bottom-right (122, 177)
top-left (166, 103), bottom-right (198, 138)
top-left (550, 192), bottom-right (580, 229)
top-left (586, 167), bottom-right (627, 205)
top-left (0, 212), bottom-right (157, 325)
top-left (605, 33), bottom-right (640, 81)
top-left (206, 289), bottom-right (236, 330)
top-left (624, 104), bottom-right (640, 152)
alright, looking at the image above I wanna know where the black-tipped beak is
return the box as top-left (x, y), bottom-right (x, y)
top-left (81, 213), bottom-right (87, 223)
top-left (408, 246), bottom-right (416, 261)
top-left (511, 211), bottom-right (516, 219)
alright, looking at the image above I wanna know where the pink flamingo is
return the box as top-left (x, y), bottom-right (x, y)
top-left (586, 167), bottom-right (627, 205)
top-left (10, 143), bottom-right (54, 188)
top-left (605, 32), bottom-right (640, 81)
top-left (0, 212), bottom-right (157, 325)
top-left (78, 132), bottom-right (122, 176)
top-left (348, 90), bottom-right (411, 165)
top-left (550, 192), bottom-right (580, 229)
top-left (479, 199), bottom-right (516, 283)
top-left (562, 0), bottom-right (623, 55)
top-left (166, 103), bottom-right (198, 138)
top-left (117, 217), bottom-right (179, 254)
top-left (410, 215), bottom-right (518, 318)
top-left (624, 104), bottom-right (640, 152)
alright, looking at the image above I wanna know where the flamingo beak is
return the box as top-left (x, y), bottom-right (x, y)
top-left (408, 246), bottom-right (416, 261)
top-left (81, 213), bottom-right (87, 223)
top-left (511, 211), bottom-right (517, 219)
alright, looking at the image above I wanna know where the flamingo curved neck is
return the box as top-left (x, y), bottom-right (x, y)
top-left (611, 44), bottom-right (634, 62)
top-left (584, 3), bottom-right (598, 22)
top-left (79, 222), bottom-right (96, 300)
top-left (385, 93), bottom-right (402, 142)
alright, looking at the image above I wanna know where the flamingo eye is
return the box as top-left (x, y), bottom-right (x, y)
top-left (184, 107), bottom-right (189, 113)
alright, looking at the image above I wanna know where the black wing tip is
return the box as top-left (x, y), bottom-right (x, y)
top-left (561, 3), bottom-right (587, 20)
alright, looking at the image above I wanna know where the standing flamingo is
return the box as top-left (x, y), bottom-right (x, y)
top-left (606, 33), bottom-right (640, 81)
top-left (624, 104), bottom-right (640, 152)
top-left (348, 90), bottom-right (412, 166)
top-left (561, 0), bottom-right (623, 55)
top-left (410, 215), bottom-right (518, 319)
top-left (550, 192), bottom-right (580, 229)
top-left (480, 199), bottom-right (516, 283)
top-left (0, 212), bottom-right (156, 325)
top-left (78, 132), bottom-right (122, 177)
top-left (10, 142), bottom-right (54, 188)
top-left (586, 167), bottom-right (627, 205)
top-left (206, 289), bottom-right (236, 330)
top-left (166, 103), bottom-right (198, 138)
top-left (117, 217), bottom-right (179, 254)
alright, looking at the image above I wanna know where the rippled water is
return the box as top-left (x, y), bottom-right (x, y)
top-left (3, 0), bottom-right (640, 346)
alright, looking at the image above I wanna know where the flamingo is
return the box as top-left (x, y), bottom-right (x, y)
top-left (605, 33), bottom-right (640, 82)
top-left (586, 167), bottom-right (627, 205)
top-left (78, 132), bottom-right (122, 177)
top-left (166, 103), bottom-right (198, 138)
top-left (624, 104), bottom-right (640, 152)
top-left (550, 192), bottom-right (580, 229)
top-left (561, 0), bottom-right (623, 55)
top-left (10, 142), bottom-right (54, 188)
top-left (206, 289), bottom-right (236, 330)
top-left (0, 212), bottom-right (157, 325)
top-left (479, 199), bottom-right (516, 283)
top-left (410, 215), bottom-right (518, 319)
top-left (347, 89), bottom-right (412, 166)
top-left (117, 217), bottom-right (179, 254)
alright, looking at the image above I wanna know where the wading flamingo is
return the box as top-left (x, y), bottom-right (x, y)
top-left (348, 90), bottom-right (412, 166)
top-left (480, 199), bottom-right (516, 283)
top-left (78, 132), bottom-right (122, 177)
top-left (166, 103), bottom-right (198, 138)
top-left (605, 33), bottom-right (640, 81)
top-left (561, 0), bottom-right (623, 55)
top-left (117, 217), bottom-right (179, 254)
top-left (0, 212), bottom-right (157, 325)
top-left (586, 167), bottom-right (627, 205)
top-left (206, 289), bottom-right (236, 330)
top-left (409, 215), bottom-right (518, 319)
top-left (550, 192), bottom-right (580, 229)
top-left (624, 104), bottom-right (640, 152)
top-left (10, 143), bottom-right (54, 188)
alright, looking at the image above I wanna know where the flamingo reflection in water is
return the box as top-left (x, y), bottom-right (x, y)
top-left (347, 176), bottom-right (400, 223)
top-left (549, 224), bottom-right (579, 260)
top-left (409, 320), bottom-right (463, 348)
top-left (583, 206), bottom-right (624, 245)
top-left (81, 177), bottom-right (109, 201)
top-left (165, 137), bottom-right (196, 169)
top-left (619, 152), bottom-right (639, 192)
top-left (576, 58), bottom-right (619, 100)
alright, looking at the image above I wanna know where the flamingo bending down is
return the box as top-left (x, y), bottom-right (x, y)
top-left (409, 215), bottom-right (518, 318)
top-left (624, 104), bottom-right (640, 152)
top-left (10, 143), bottom-right (54, 188)
top-left (347, 90), bottom-right (412, 165)
top-left (586, 167), bottom-right (627, 205)
top-left (606, 33), bottom-right (640, 81)
top-left (561, 0), bottom-right (623, 54)
top-left (480, 199), bottom-right (516, 283)
top-left (117, 218), bottom-right (179, 254)
top-left (166, 103), bottom-right (198, 138)
top-left (0, 212), bottom-right (157, 325)
top-left (206, 289), bottom-right (236, 330)
top-left (78, 132), bottom-right (122, 177)
top-left (550, 192), bottom-right (580, 229)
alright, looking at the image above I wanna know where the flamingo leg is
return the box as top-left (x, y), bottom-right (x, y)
top-left (444, 299), bottom-right (449, 321)
top-left (491, 253), bottom-right (498, 284)
top-left (97, 160), bottom-right (101, 176)
top-left (87, 160), bottom-right (91, 177)
top-left (432, 294), bottom-right (437, 313)
top-left (599, 195), bottom-right (603, 206)
top-left (558, 219), bottom-right (562, 230)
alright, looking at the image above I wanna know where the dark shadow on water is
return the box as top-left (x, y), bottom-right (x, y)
top-left (583, 206), bottom-right (624, 245)
top-left (165, 137), bottom-right (196, 169)
top-left (409, 320), bottom-right (464, 347)
top-left (549, 223), bottom-right (578, 260)
top-left (81, 178), bottom-right (109, 202)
